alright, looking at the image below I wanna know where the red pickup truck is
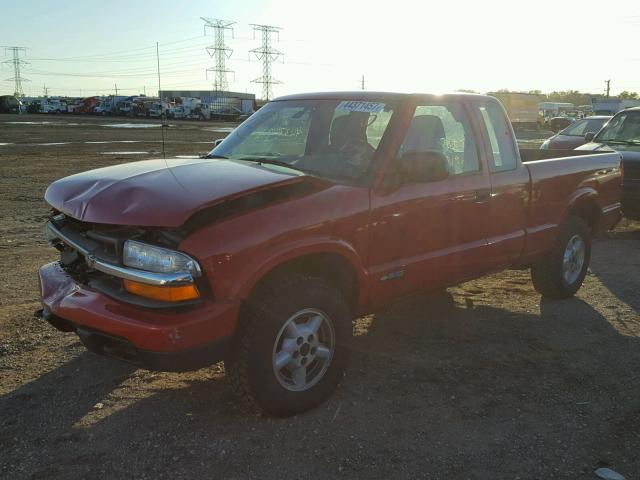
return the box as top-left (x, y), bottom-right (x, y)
top-left (40, 92), bottom-right (622, 416)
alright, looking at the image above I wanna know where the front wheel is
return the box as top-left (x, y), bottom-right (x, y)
top-left (531, 216), bottom-right (591, 298)
top-left (226, 275), bottom-right (351, 417)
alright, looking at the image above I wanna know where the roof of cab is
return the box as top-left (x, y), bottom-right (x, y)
top-left (273, 91), bottom-right (493, 103)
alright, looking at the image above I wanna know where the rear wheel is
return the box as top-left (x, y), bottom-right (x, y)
top-left (531, 216), bottom-right (591, 298)
top-left (226, 275), bottom-right (351, 417)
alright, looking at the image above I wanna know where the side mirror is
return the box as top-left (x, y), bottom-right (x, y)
top-left (399, 150), bottom-right (449, 183)
top-left (213, 138), bottom-right (224, 147)
top-left (584, 132), bottom-right (595, 142)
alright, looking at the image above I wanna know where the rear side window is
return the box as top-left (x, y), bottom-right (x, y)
top-left (477, 102), bottom-right (518, 171)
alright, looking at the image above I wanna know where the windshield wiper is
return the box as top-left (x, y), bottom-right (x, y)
top-left (236, 157), bottom-right (307, 173)
top-left (202, 154), bottom-right (228, 159)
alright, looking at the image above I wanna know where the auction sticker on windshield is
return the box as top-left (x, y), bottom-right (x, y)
top-left (336, 101), bottom-right (385, 113)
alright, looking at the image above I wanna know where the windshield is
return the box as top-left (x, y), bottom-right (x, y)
top-left (560, 117), bottom-right (608, 137)
top-left (595, 111), bottom-right (640, 143)
top-left (208, 99), bottom-right (396, 182)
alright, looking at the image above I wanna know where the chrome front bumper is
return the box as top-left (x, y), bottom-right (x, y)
top-left (46, 221), bottom-right (198, 287)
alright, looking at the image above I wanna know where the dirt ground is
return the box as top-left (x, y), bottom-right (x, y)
top-left (1, 113), bottom-right (639, 479)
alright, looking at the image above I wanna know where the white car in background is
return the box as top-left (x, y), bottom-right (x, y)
top-left (41, 99), bottom-right (67, 114)
top-left (93, 102), bottom-right (111, 115)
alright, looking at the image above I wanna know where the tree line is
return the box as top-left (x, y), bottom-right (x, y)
top-left (457, 89), bottom-right (639, 105)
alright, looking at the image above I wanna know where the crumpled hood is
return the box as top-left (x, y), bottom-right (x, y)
top-left (45, 158), bottom-right (306, 227)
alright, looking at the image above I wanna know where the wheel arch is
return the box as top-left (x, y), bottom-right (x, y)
top-left (233, 244), bottom-right (368, 315)
top-left (564, 188), bottom-right (602, 234)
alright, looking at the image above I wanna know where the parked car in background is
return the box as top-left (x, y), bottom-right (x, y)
top-left (41, 98), bottom-right (67, 114)
top-left (0, 95), bottom-right (21, 114)
top-left (576, 107), bottom-right (640, 218)
top-left (24, 100), bottom-right (42, 114)
top-left (149, 101), bottom-right (172, 118)
top-left (547, 116), bottom-right (574, 132)
top-left (540, 116), bottom-right (611, 150)
top-left (167, 97), bottom-right (202, 119)
top-left (39, 92), bottom-right (622, 416)
top-left (76, 97), bottom-right (101, 114)
top-left (94, 101), bottom-right (114, 115)
top-left (65, 98), bottom-right (83, 114)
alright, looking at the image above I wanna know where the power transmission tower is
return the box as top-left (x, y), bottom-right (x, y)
top-left (605, 79), bottom-right (611, 98)
top-left (202, 18), bottom-right (235, 93)
top-left (360, 75), bottom-right (366, 90)
top-left (2, 46), bottom-right (29, 97)
top-left (250, 24), bottom-right (283, 101)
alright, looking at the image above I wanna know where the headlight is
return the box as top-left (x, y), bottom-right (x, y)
top-left (540, 139), bottom-right (550, 150)
top-left (123, 240), bottom-right (201, 276)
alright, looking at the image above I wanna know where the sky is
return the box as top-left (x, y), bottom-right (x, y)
top-left (1, 0), bottom-right (640, 99)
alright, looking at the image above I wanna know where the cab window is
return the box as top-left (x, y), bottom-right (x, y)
top-left (398, 103), bottom-right (480, 175)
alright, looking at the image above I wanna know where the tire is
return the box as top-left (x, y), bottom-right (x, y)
top-left (531, 215), bottom-right (591, 299)
top-left (226, 275), bottom-right (351, 417)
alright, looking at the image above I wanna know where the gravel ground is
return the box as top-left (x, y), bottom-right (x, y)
top-left (0, 114), bottom-right (639, 479)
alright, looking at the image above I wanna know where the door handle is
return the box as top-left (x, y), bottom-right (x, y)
top-left (474, 189), bottom-right (491, 203)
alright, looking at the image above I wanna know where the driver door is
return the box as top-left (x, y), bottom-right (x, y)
top-left (368, 100), bottom-right (491, 308)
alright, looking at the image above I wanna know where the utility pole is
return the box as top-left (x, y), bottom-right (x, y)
top-left (605, 79), bottom-right (611, 98)
top-left (43, 84), bottom-right (48, 97)
top-left (250, 24), bottom-right (283, 101)
top-left (2, 46), bottom-right (29, 97)
top-left (115, 83), bottom-right (118, 96)
top-left (202, 18), bottom-right (235, 96)
top-left (360, 75), bottom-right (366, 90)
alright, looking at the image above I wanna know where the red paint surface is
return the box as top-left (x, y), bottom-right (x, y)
top-left (39, 262), bottom-right (239, 351)
top-left (44, 157), bottom-right (306, 227)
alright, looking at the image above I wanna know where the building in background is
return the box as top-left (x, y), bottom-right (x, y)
top-left (591, 98), bottom-right (640, 115)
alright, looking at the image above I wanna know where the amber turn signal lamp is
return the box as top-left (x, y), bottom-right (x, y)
top-left (123, 279), bottom-right (200, 302)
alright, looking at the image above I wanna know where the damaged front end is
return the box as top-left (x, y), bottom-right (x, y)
top-left (38, 210), bottom-right (239, 371)
top-left (45, 211), bottom-right (208, 309)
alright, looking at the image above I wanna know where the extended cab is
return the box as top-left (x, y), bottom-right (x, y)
top-left (39, 92), bottom-right (622, 416)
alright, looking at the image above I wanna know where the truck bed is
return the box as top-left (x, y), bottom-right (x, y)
top-left (519, 150), bottom-right (622, 262)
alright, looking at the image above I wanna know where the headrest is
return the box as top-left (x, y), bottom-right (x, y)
top-left (330, 113), bottom-right (369, 148)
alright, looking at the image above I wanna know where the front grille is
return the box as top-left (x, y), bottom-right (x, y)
top-left (49, 214), bottom-right (145, 284)
top-left (46, 213), bottom-right (204, 309)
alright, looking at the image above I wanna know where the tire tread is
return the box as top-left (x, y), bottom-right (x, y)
top-left (226, 274), bottom-right (344, 415)
top-left (531, 215), bottom-right (590, 299)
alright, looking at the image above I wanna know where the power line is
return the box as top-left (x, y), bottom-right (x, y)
top-left (26, 55), bottom-right (212, 78)
top-left (250, 24), bottom-right (283, 101)
top-left (2, 46), bottom-right (29, 97)
top-left (27, 35), bottom-right (208, 62)
top-left (27, 42), bottom-right (213, 64)
top-left (202, 18), bottom-right (235, 92)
